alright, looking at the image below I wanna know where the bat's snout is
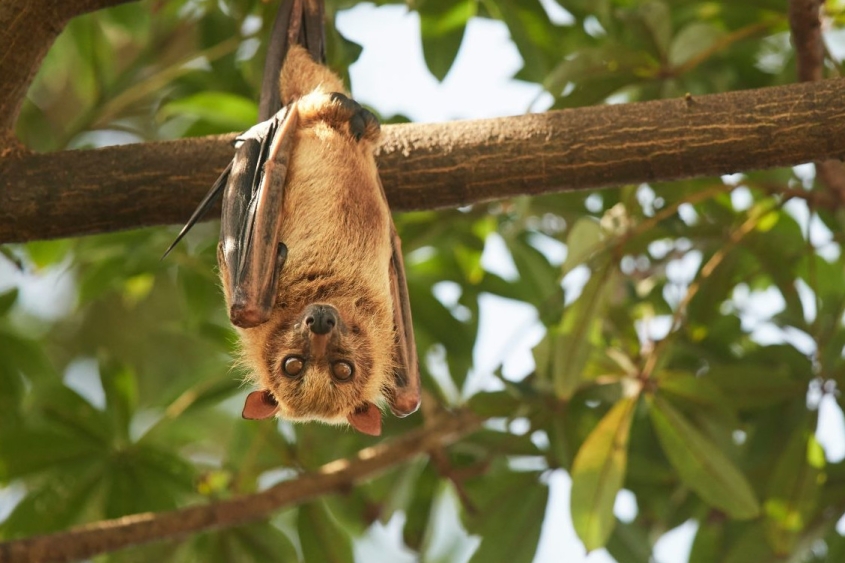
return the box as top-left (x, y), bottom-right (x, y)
top-left (305, 304), bottom-right (338, 335)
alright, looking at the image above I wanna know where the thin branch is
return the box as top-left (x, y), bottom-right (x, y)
top-left (3, 78), bottom-right (845, 243)
top-left (0, 409), bottom-right (482, 563)
top-left (789, 0), bottom-right (825, 82)
top-left (789, 0), bottom-right (845, 201)
top-left (0, 0), bottom-right (139, 136)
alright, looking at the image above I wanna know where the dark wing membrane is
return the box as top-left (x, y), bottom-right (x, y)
top-left (259, 0), bottom-right (325, 121)
top-left (161, 161), bottom-right (232, 260)
top-left (222, 104), bottom-right (300, 328)
top-left (384, 190), bottom-right (421, 417)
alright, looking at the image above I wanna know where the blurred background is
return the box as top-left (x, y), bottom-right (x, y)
top-left (3, 0), bottom-right (845, 561)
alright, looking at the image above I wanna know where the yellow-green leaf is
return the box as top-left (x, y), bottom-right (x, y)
top-left (571, 396), bottom-right (637, 550)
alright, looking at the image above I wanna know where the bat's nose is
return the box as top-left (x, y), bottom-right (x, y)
top-left (305, 305), bottom-right (337, 335)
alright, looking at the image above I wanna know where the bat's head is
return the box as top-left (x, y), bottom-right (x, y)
top-left (238, 293), bottom-right (396, 436)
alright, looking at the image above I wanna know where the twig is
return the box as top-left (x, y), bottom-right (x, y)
top-left (0, 409), bottom-right (482, 563)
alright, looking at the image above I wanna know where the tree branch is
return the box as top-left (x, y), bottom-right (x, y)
top-left (788, 0), bottom-right (845, 201)
top-left (3, 78), bottom-right (845, 243)
top-left (0, 410), bottom-right (482, 563)
top-left (789, 0), bottom-right (825, 82)
top-left (0, 0), bottom-right (138, 137)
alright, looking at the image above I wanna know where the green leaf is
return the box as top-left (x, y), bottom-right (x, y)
top-left (546, 260), bottom-right (616, 399)
top-left (570, 396), bottom-right (637, 550)
top-left (0, 329), bottom-right (57, 383)
top-left (100, 359), bottom-right (138, 443)
top-left (402, 464), bottom-right (440, 550)
top-left (486, 0), bottom-right (559, 83)
top-left (418, 0), bottom-right (475, 81)
top-left (158, 92), bottom-right (258, 133)
top-left (0, 460), bottom-right (105, 536)
top-left (298, 501), bottom-right (354, 563)
top-left (636, 1), bottom-right (673, 57)
top-left (466, 471), bottom-right (548, 563)
top-left (763, 429), bottom-right (823, 555)
top-left (563, 217), bottom-right (602, 273)
top-left (605, 519), bottom-right (652, 563)
top-left (0, 288), bottom-right (18, 316)
top-left (0, 425), bottom-right (103, 481)
top-left (467, 390), bottom-right (524, 418)
top-left (704, 364), bottom-right (803, 409)
top-left (688, 518), bottom-right (724, 563)
top-left (722, 523), bottom-right (774, 563)
top-left (656, 370), bottom-right (736, 422)
top-left (668, 23), bottom-right (722, 68)
top-left (24, 239), bottom-right (72, 268)
top-left (648, 395), bottom-right (760, 519)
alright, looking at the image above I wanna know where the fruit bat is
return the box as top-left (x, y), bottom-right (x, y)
top-left (165, 0), bottom-right (420, 436)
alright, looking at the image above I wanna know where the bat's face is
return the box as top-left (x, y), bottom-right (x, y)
top-left (263, 300), bottom-right (391, 419)
top-left (231, 273), bottom-right (397, 436)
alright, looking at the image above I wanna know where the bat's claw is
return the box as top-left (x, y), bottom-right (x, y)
top-left (327, 92), bottom-right (380, 142)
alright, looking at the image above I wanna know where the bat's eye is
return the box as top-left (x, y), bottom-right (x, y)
top-left (282, 356), bottom-right (305, 378)
top-left (331, 361), bottom-right (354, 382)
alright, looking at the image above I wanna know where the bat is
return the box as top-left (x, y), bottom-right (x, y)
top-left (165, 0), bottom-right (420, 436)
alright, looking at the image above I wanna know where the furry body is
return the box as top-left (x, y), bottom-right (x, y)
top-left (220, 46), bottom-right (397, 429)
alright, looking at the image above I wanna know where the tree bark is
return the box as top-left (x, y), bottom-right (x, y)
top-left (0, 410), bottom-right (481, 563)
top-left (788, 0), bottom-right (845, 202)
top-left (0, 0), bottom-right (138, 135)
top-left (2, 77), bottom-right (845, 243)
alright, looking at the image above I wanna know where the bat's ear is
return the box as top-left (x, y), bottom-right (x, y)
top-left (347, 402), bottom-right (382, 436)
top-left (242, 390), bottom-right (280, 419)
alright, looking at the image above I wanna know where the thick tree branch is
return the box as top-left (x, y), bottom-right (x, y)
top-left (3, 78), bottom-right (845, 243)
top-left (789, 0), bottom-right (845, 201)
top-left (0, 410), bottom-right (482, 563)
top-left (0, 0), bottom-right (138, 136)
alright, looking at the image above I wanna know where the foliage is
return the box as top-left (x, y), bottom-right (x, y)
top-left (3, 0), bottom-right (845, 561)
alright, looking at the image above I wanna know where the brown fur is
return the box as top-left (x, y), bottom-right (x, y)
top-left (221, 45), bottom-right (396, 426)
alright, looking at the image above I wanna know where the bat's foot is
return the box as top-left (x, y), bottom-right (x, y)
top-left (328, 93), bottom-right (380, 142)
top-left (298, 91), bottom-right (380, 143)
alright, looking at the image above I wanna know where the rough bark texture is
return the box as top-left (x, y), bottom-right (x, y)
top-left (0, 410), bottom-right (481, 563)
top-left (0, 0), bottom-right (138, 134)
top-left (3, 77), bottom-right (845, 244)
top-left (788, 0), bottom-right (845, 201)
top-left (789, 0), bottom-right (825, 82)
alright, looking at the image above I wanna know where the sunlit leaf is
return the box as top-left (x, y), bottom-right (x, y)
top-left (159, 92), bottom-right (258, 134)
top-left (570, 396), bottom-right (637, 550)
